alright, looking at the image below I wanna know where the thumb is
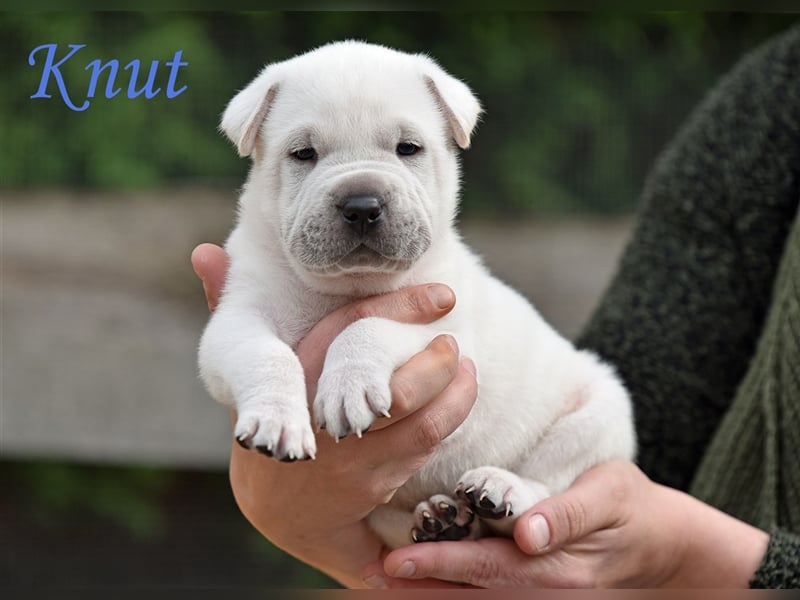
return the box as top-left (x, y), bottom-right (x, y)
top-left (191, 243), bottom-right (229, 312)
top-left (513, 460), bottom-right (637, 555)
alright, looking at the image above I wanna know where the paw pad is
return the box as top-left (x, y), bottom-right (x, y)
top-left (411, 495), bottom-right (476, 543)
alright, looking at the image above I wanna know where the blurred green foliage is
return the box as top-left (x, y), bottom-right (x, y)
top-left (2, 12), bottom-right (796, 214)
top-left (1, 459), bottom-right (337, 587)
top-left (5, 460), bottom-right (171, 539)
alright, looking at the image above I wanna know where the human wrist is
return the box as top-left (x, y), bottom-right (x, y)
top-left (664, 487), bottom-right (769, 588)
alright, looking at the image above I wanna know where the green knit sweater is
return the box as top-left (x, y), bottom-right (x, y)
top-left (576, 26), bottom-right (800, 588)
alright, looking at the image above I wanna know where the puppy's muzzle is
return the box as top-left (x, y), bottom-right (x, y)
top-left (339, 195), bottom-right (384, 237)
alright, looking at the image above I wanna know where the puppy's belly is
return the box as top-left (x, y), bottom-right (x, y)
top-left (369, 269), bottom-right (633, 545)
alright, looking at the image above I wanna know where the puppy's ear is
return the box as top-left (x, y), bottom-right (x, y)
top-left (423, 61), bottom-right (483, 150)
top-left (220, 66), bottom-right (281, 158)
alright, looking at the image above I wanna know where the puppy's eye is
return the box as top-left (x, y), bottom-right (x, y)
top-left (292, 147), bottom-right (317, 161)
top-left (396, 142), bottom-right (420, 156)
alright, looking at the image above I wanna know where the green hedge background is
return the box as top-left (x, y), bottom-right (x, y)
top-left (3, 12), bottom-right (796, 214)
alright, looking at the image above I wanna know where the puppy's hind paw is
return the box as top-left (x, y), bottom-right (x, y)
top-left (455, 466), bottom-right (546, 525)
top-left (411, 495), bottom-right (479, 543)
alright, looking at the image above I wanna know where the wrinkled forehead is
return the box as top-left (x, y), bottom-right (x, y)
top-left (265, 56), bottom-right (443, 144)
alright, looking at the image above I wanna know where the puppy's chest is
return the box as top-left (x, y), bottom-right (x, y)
top-left (265, 290), bottom-right (350, 347)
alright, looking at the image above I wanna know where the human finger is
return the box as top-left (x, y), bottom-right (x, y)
top-left (356, 356), bottom-right (477, 498)
top-left (379, 537), bottom-right (529, 588)
top-left (191, 243), bottom-right (229, 311)
top-left (365, 334), bottom-right (461, 432)
top-left (513, 459), bottom-right (641, 555)
top-left (361, 561), bottom-right (477, 589)
top-left (297, 283), bottom-right (456, 393)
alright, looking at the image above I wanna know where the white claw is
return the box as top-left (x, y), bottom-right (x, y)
top-left (381, 409), bottom-right (391, 419)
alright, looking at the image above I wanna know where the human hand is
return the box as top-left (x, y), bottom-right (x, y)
top-left (191, 243), bottom-right (479, 588)
top-left (363, 460), bottom-right (769, 588)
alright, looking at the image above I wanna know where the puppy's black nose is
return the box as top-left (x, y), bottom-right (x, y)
top-left (340, 195), bottom-right (383, 235)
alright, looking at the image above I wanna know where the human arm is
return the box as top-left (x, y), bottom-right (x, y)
top-left (363, 460), bottom-right (770, 588)
top-left (570, 27), bottom-right (800, 588)
top-left (191, 243), bottom-right (478, 588)
top-left (575, 26), bottom-right (800, 493)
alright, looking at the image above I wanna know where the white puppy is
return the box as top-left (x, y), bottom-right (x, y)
top-left (198, 40), bottom-right (635, 549)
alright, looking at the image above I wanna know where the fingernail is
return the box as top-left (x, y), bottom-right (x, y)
top-left (392, 560), bottom-right (416, 578)
top-left (427, 284), bottom-right (455, 310)
top-left (461, 356), bottom-right (477, 377)
top-left (441, 334), bottom-right (459, 354)
top-left (190, 248), bottom-right (204, 277)
top-left (363, 574), bottom-right (387, 588)
top-left (528, 513), bottom-right (551, 552)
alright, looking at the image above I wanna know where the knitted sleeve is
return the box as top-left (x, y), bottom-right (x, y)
top-left (750, 528), bottom-right (800, 589)
top-left (576, 25), bottom-right (800, 492)
top-left (576, 25), bottom-right (800, 590)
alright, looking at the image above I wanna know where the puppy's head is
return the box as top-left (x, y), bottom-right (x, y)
top-left (221, 40), bottom-right (482, 295)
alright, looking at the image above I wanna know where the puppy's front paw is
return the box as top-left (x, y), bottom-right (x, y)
top-left (234, 398), bottom-right (316, 462)
top-left (313, 360), bottom-right (392, 439)
top-left (411, 495), bottom-right (479, 543)
top-left (455, 466), bottom-right (546, 524)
